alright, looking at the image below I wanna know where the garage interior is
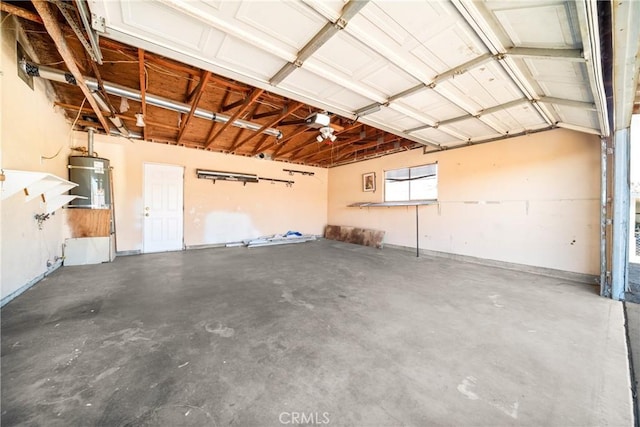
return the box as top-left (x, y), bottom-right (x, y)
top-left (1, 0), bottom-right (639, 425)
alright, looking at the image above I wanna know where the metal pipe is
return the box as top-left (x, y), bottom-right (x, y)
top-left (109, 128), bottom-right (142, 139)
top-left (600, 137), bottom-right (609, 296)
top-left (87, 127), bottom-right (95, 156)
top-left (611, 128), bottom-right (630, 300)
top-left (90, 91), bottom-right (131, 137)
top-left (75, 0), bottom-right (103, 64)
top-left (22, 61), bottom-right (282, 139)
top-left (421, 125), bottom-right (556, 155)
top-left (416, 205), bottom-right (420, 258)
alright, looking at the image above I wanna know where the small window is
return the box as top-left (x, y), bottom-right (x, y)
top-left (384, 163), bottom-right (437, 202)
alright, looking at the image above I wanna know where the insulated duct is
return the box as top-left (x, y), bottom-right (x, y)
top-left (88, 89), bottom-right (132, 137)
top-left (22, 61), bottom-right (283, 140)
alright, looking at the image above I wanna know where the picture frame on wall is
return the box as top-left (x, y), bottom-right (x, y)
top-left (363, 172), bottom-right (375, 192)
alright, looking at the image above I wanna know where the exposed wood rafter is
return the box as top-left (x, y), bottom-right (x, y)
top-left (177, 70), bottom-right (211, 144)
top-left (327, 136), bottom-right (404, 163)
top-left (55, 102), bottom-right (179, 131)
top-left (228, 102), bottom-right (262, 152)
top-left (230, 102), bottom-right (304, 152)
top-left (138, 48), bottom-right (148, 140)
top-left (0, 2), bottom-right (43, 24)
top-left (266, 125), bottom-right (310, 157)
top-left (139, 54), bottom-right (248, 93)
top-left (21, 6), bottom-right (454, 167)
top-left (203, 87), bottom-right (231, 147)
top-left (32, 1), bottom-right (111, 133)
top-left (252, 110), bottom-right (285, 120)
top-left (328, 140), bottom-right (415, 166)
top-left (278, 122), bottom-right (362, 160)
top-left (205, 88), bottom-right (264, 149)
top-left (221, 98), bottom-right (246, 112)
top-left (251, 135), bottom-right (270, 155)
top-left (295, 131), bottom-right (375, 162)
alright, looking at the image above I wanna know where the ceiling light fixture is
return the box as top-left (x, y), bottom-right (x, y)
top-left (316, 126), bottom-right (336, 144)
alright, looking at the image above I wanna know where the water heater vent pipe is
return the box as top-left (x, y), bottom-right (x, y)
top-left (87, 126), bottom-right (95, 156)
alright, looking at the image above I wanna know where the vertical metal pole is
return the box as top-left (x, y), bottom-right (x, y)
top-left (600, 137), bottom-right (610, 296)
top-left (108, 166), bottom-right (117, 261)
top-left (611, 128), bottom-right (630, 300)
top-left (416, 205), bottom-right (419, 257)
top-left (87, 127), bottom-right (95, 157)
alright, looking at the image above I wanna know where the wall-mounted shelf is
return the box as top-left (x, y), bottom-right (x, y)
top-left (283, 168), bottom-right (314, 176)
top-left (348, 200), bottom-right (437, 207)
top-left (259, 177), bottom-right (294, 187)
top-left (348, 199), bottom-right (438, 258)
top-left (1, 169), bottom-right (82, 214)
top-left (196, 169), bottom-right (259, 185)
top-left (197, 168), bottom-right (295, 187)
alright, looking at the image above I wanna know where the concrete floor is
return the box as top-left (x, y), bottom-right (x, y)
top-left (629, 263), bottom-right (640, 302)
top-left (1, 240), bottom-right (633, 426)
top-left (626, 302), bottom-right (640, 422)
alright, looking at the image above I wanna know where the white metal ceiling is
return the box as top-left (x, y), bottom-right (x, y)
top-left (88, 0), bottom-right (610, 149)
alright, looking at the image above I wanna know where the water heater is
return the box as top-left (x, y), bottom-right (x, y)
top-left (68, 156), bottom-right (111, 208)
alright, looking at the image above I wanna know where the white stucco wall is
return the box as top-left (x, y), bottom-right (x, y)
top-left (328, 129), bottom-right (601, 275)
top-left (1, 17), bottom-right (73, 301)
top-left (74, 133), bottom-right (328, 253)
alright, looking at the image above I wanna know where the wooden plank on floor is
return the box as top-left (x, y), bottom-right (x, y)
top-left (324, 225), bottom-right (385, 249)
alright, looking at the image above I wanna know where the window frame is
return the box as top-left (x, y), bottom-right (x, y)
top-left (383, 162), bottom-right (438, 202)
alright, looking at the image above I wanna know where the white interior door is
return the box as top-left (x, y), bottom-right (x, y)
top-left (143, 163), bottom-right (184, 253)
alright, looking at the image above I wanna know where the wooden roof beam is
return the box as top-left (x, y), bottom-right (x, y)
top-left (275, 134), bottom-right (318, 159)
top-left (32, 1), bottom-right (111, 133)
top-left (81, 43), bottom-right (115, 117)
top-left (227, 102), bottom-right (262, 152)
top-left (54, 102), bottom-right (179, 131)
top-left (327, 136), bottom-right (403, 163)
top-left (285, 123), bottom-right (364, 161)
top-left (144, 55), bottom-right (248, 92)
top-left (328, 140), bottom-right (415, 166)
top-left (205, 88), bottom-right (264, 149)
top-left (230, 102), bottom-right (303, 152)
top-left (264, 125), bottom-right (310, 156)
top-left (203, 87), bottom-right (232, 148)
top-left (1, 2), bottom-right (43, 24)
top-left (294, 132), bottom-right (378, 162)
top-left (177, 70), bottom-right (211, 144)
top-left (253, 109), bottom-right (285, 120)
top-left (138, 48), bottom-right (148, 140)
top-left (221, 98), bottom-right (247, 112)
top-left (250, 135), bottom-right (270, 155)
top-left (178, 73), bottom-right (198, 136)
top-left (275, 122), bottom-right (363, 159)
top-left (97, 41), bottom-right (248, 93)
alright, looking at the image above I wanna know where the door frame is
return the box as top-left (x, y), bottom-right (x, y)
top-left (142, 162), bottom-right (185, 254)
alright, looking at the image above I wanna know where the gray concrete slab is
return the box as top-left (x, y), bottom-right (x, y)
top-left (1, 240), bottom-right (633, 426)
top-left (626, 301), bottom-right (640, 423)
top-left (629, 263), bottom-right (640, 299)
